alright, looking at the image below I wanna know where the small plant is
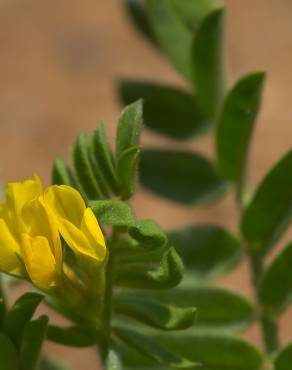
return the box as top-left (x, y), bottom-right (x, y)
top-left (0, 1), bottom-right (291, 370)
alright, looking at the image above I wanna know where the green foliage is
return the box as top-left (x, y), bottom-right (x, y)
top-left (118, 1), bottom-right (292, 369)
top-left (49, 103), bottom-right (198, 368)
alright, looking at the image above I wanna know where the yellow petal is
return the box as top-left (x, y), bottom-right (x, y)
top-left (59, 218), bottom-right (97, 260)
top-left (21, 234), bottom-right (56, 289)
top-left (44, 185), bottom-right (85, 227)
top-left (21, 198), bottom-right (62, 269)
top-left (0, 219), bottom-right (21, 272)
top-left (0, 176), bottom-right (43, 237)
top-left (81, 208), bottom-right (106, 262)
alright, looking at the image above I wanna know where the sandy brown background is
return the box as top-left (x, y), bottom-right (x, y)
top-left (0, 0), bottom-right (292, 368)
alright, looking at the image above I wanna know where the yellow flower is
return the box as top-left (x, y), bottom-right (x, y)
top-left (0, 176), bottom-right (62, 289)
top-left (43, 185), bottom-right (107, 276)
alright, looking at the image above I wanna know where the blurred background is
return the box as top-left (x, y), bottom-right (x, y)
top-left (0, 0), bottom-right (292, 368)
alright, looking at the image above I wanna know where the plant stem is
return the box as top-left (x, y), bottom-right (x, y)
top-left (98, 228), bottom-right (118, 363)
top-left (249, 252), bottom-right (279, 355)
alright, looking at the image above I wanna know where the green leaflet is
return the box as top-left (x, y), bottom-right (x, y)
top-left (167, 225), bottom-right (242, 279)
top-left (113, 295), bottom-right (196, 330)
top-left (125, 0), bottom-right (158, 46)
top-left (216, 72), bottom-right (266, 187)
top-left (258, 242), bottom-right (292, 314)
top-left (3, 293), bottom-right (43, 349)
top-left (39, 357), bottom-right (69, 370)
top-left (52, 158), bottom-right (77, 188)
top-left (113, 247), bottom-right (183, 290)
top-left (192, 8), bottom-right (225, 117)
top-left (274, 343), bottom-right (292, 370)
top-left (171, 0), bottom-right (221, 31)
top-left (128, 219), bottom-right (167, 249)
top-left (116, 146), bottom-right (140, 200)
top-left (119, 81), bottom-right (210, 140)
top-left (72, 131), bottom-right (104, 199)
top-left (114, 326), bottom-right (198, 368)
top-left (241, 150), bottom-right (292, 256)
top-left (47, 325), bottom-right (96, 347)
top-left (20, 315), bottom-right (49, 370)
top-left (91, 123), bottom-right (120, 195)
top-left (0, 334), bottom-right (18, 370)
top-left (145, 0), bottom-right (193, 80)
top-left (116, 100), bottom-right (143, 160)
top-left (117, 285), bottom-right (254, 333)
top-left (90, 200), bottom-right (136, 227)
top-left (140, 149), bottom-right (226, 205)
top-left (117, 329), bottom-right (263, 370)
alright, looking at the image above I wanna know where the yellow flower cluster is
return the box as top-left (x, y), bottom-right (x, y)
top-left (0, 176), bottom-right (106, 293)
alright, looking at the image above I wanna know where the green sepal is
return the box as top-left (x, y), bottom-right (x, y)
top-left (192, 8), bottom-right (225, 117)
top-left (113, 247), bottom-right (183, 290)
top-left (113, 326), bottom-right (198, 368)
top-left (216, 72), bottom-right (266, 186)
top-left (140, 149), bottom-right (226, 205)
top-left (116, 100), bottom-right (143, 160)
top-left (3, 292), bottom-right (43, 349)
top-left (241, 150), bottom-right (292, 256)
top-left (0, 334), bottom-right (18, 370)
top-left (91, 123), bottom-right (120, 195)
top-left (116, 146), bottom-right (140, 200)
top-left (113, 295), bottom-right (196, 330)
top-left (47, 325), bottom-right (97, 347)
top-left (20, 315), bottom-right (49, 370)
top-left (128, 219), bottom-right (167, 249)
top-left (167, 224), bottom-right (242, 279)
top-left (90, 200), bottom-right (135, 227)
top-left (118, 81), bottom-right (210, 140)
